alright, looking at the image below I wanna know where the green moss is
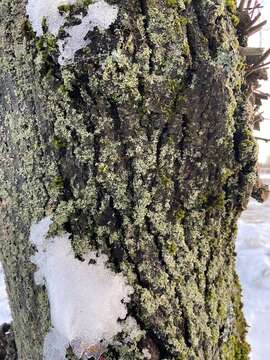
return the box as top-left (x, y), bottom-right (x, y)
top-left (58, 4), bottom-right (73, 14)
top-left (221, 335), bottom-right (250, 359)
top-left (58, 0), bottom-right (93, 16)
top-left (49, 176), bottom-right (64, 191)
top-left (232, 336), bottom-right (250, 360)
top-left (167, 242), bottom-right (178, 256)
top-left (221, 275), bottom-right (250, 359)
top-left (41, 16), bottom-right (48, 33)
top-left (225, 0), bottom-right (237, 14)
top-left (207, 193), bottom-right (225, 210)
top-left (21, 20), bottom-right (36, 40)
top-left (176, 209), bottom-right (185, 222)
top-left (36, 34), bottom-right (58, 52)
top-left (237, 60), bottom-right (246, 72)
top-left (225, 0), bottom-right (240, 28)
top-left (35, 34), bottom-right (59, 76)
top-left (165, 0), bottom-right (178, 7)
top-left (177, 95), bottom-right (187, 105)
top-left (231, 15), bottom-right (240, 27)
top-left (178, 16), bottom-right (189, 26)
top-left (221, 168), bottom-right (234, 184)
top-left (160, 174), bottom-right (171, 188)
top-left (98, 163), bottom-right (109, 173)
top-left (51, 137), bottom-right (66, 151)
top-left (168, 79), bottom-right (184, 94)
top-left (182, 40), bottom-right (190, 56)
top-left (167, 136), bottom-right (173, 146)
top-left (233, 277), bottom-right (250, 343)
top-left (238, 129), bottom-right (258, 164)
top-left (82, 0), bottom-right (93, 6)
top-left (58, 84), bottom-right (68, 96)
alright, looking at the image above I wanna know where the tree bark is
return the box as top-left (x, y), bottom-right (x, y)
top-left (0, 0), bottom-right (257, 359)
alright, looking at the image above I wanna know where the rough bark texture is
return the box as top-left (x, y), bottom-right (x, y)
top-left (0, 0), bottom-right (258, 359)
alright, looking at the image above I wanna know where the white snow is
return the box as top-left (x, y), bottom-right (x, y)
top-left (142, 348), bottom-right (152, 359)
top-left (30, 216), bottom-right (134, 360)
top-left (26, 0), bottom-right (75, 37)
top-left (26, 0), bottom-right (119, 65)
top-left (236, 177), bottom-right (270, 360)
top-left (0, 264), bottom-right (11, 324)
top-left (58, 1), bottom-right (119, 65)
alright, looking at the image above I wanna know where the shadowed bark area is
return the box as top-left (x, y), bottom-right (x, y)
top-left (0, 0), bottom-right (257, 359)
top-left (0, 323), bottom-right (17, 360)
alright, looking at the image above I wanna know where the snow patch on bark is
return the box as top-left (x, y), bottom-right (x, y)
top-left (30, 217), bottom-right (134, 360)
top-left (26, 0), bottom-right (75, 37)
top-left (0, 264), bottom-right (11, 324)
top-left (58, 1), bottom-right (118, 65)
top-left (26, 0), bottom-right (118, 65)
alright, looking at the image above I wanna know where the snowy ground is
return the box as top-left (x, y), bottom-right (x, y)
top-left (237, 174), bottom-right (270, 360)
top-left (0, 178), bottom-right (269, 358)
top-left (0, 264), bottom-right (11, 324)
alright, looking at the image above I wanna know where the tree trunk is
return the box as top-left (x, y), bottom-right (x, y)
top-left (0, 0), bottom-right (257, 359)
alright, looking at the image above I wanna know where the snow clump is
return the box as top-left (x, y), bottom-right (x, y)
top-left (30, 216), bottom-right (134, 360)
top-left (26, 0), bottom-right (119, 65)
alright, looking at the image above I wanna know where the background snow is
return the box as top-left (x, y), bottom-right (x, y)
top-left (0, 264), bottom-right (11, 324)
top-left (236, 175), bottom-right (270, 360)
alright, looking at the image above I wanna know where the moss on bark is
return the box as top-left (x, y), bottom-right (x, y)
top-left (0, 0), bottom-right (257, 359)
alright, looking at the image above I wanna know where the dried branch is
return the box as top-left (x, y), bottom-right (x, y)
top-left (239, 47), bottom-right (264, 57)
top-left (246, 20), bottom-right (267, 36)
top-left (250, 12), bottom-right (261, 26)
top-left (239, 0), bottom-right (246, 12)
top-left (255, 136), bottom-right (270, 142)
top-left (245, 5), bottom-right (263, 10)
top-left (247, 0), bottom-right (253, 9)
top-left (254, 48), bottom-right (270, 67)
top-left (246, 62), bottom-right (270, 77)
top-left (252, 179), bottom-right (269, 203)
top-left (255, 90), bottom-right (270, 98)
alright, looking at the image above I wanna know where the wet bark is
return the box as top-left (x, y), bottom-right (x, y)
top-left (0, 0), bottom-right (257, 359)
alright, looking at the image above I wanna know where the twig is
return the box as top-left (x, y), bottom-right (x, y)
top-left (252, 48), bottom-right (270, 68)
top-left (239, 47), bottom-right (264, 56)
top-left (246, 20), bottom-right (267, 36)
top-left (239, 0), bottom-right (246, 12)
top-left (247, 0), bottom-right (253, 9)
top-left (255, 136), bottom-right (270, 142)
top-left (250, 12), bottom-right (261, 26)
top-left (245, 6), bottom-right (263, 10)
top-left (251, 0), bottom-right (260, 19)
top-left (246, 63), bottom-right (270, 77)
